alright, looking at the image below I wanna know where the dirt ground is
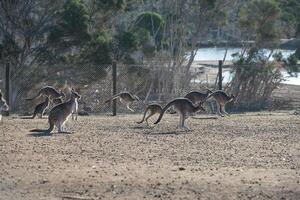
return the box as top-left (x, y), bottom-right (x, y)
top-left (0, 112), bottom-right (300, 200)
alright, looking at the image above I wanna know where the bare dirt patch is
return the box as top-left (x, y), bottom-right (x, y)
top-left (0, 112), bottom-right (300, 199)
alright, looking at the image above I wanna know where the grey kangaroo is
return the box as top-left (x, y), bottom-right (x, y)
top-left (137, 104), bottom-right (163, 126)
top-left (154, 98), bottom-right (205, 131)
top-left (105, 92), bottom-right (139, 112)
top-left (30, 89), bottom-right (81, 134)
top-left (184, 89), bottom-right (213, 104)
top-left (26, 86), bottom-right (65, 101)
top-left (204, 90), bottom-right (234, 117)
top-left (31, 97), bottom-right (50, 119)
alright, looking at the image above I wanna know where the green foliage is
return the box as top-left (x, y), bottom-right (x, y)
top-left (238, 0), bottom-right (281, 45)
top-left (95, 0), bottom-right (126, 10)
top-left (276, 0), bottom-right (300, 59)
top-left (285, 54), bottom-right (299, 76)
top-left (133, 12), bottom-right (164, 47)
top-left (0, 35), bottom-right (22, 60)
top-left (49, 0), bottom-right (90, 45)
top-left (134, 12), bottom-right (164, 35)
top-left (115, 31), bottom-right (139, 53)
top-left (82, 32), bottom-right (113, 65)
top-left (277, 0), bottom-right (300, 29)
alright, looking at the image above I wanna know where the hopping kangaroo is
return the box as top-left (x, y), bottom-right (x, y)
top-left (26, 86), bottom-right (65, 101)
top-left (204, 90), bottom-right (234, 117)
top-left (0, 90), bottom-right (9, 122)
top-left (105, 92), bottom-right (139, 112)
top-left (137, 104), bottom-right (163, 126)
top-left (31, 97), bottom-right (50, 119)
top-left (184, 89), bottom-right (213, 104)
top-left (154, 98), bottom-right (205, 131)
top-left (30, 89), bottom-right (81, 134)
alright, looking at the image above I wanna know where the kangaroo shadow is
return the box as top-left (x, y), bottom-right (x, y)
top-left (20, 116), bottom-right (46, 119)
top-left (27, 132), bottom-right (51, 137)
top-left (27, 131), bottom-right (73, 137)
top-left (191, 116), bottom-right (219, 120)
top-left (132, 125), bottom-right (154, 130)
top-left (144, 130), bottom-right (192, 135)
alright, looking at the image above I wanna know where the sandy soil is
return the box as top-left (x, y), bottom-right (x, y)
top-left (0, 112), bottom-right (300, 200)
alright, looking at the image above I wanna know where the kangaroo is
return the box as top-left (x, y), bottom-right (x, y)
top-left (52, 98), bottom-right (63, 105)
top-left (30, 89), bottom-right (81, 134)
top-left (204, 90), bottom-right (234, 117)
top-left (0, 90), bottom-right (9, 122)
top-left (105, 92), bottom-right (139, 112)
top-left (26, 86), bottom-right (65, 101)
top-left (154, 98), bottom-right (205, 131)
top-left (137, 104), bottom-right (163, 126)
top-left (31, 97), bottom-right (50, 119)
top-left (184, 89), bottom-right (213, 104)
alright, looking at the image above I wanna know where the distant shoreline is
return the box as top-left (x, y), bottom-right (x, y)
top-left (194, 38), bottom-right (299, 50)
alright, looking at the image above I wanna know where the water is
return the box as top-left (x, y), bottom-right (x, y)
top-left (222, 71), bottom-right (300, 86)
top-left (194, 47), bottom-right (299, 85)
top-left (194, 47), bottom-right (295, 61)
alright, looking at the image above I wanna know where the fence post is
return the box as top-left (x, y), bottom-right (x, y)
top-left (5, 62), bottom-right (10, 116)
top-left (112, 61), bottom-right (117, 116)
top-left (218, 60), bottom-right (223, 90)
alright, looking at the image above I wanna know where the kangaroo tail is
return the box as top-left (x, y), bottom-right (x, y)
top-left (154, 100), bottom-right (177, 125)
top-left (30, 122), bottom-right (54, 134)
top-left (104, 93), bottom-right (121, 104)
top-left (31, 113), bottom-right (36, 119)
top-left (137, 107), bottom-right (149, 124)
top-left (31, 109), bottom-right (37, 119)
top-left (25, 92), bottom-right (41, 101)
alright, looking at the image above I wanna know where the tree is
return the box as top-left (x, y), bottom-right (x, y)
top-left (276, 0), bottom-right (300, 59)
top-left (226, 0), bottom-right (283, 111)
top-left (238, 0), bottom-right (281, 62)
top-left (0, 0), bottom-right (62, 111)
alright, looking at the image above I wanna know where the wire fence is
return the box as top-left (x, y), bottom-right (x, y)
top-left (0, 62), bottom-right (221, 115)
top-left (1, 61), bottom-right (300, 116)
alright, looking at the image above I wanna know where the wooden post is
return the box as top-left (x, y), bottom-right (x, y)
top-left (112, 61), bottom-right (117, 116)
top-left (218, 60), bottom-right (223, 90)
top-left (5, 62), bottom-right (10, 116)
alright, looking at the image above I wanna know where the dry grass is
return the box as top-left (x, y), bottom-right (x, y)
top-left (0, 112), bottom-right (300, 199)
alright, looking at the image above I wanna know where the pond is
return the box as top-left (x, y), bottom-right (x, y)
top-left (194, 47), bottom-right (295, 61)
top-left (194, 47), bottom-right (299, 85)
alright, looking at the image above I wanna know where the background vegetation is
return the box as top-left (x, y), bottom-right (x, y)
top-left (0, 0), bottom-right (299, 111)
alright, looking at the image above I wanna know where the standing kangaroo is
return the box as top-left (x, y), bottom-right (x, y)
top-left (105, 92), bottom-right (139, 112)
top-left (137, 104), bottom-right (163, 126)
top-left (154, 98), bottom-right (205, 131)
top-left (26, 86), bottom-right (65, 101)
top-left (204, 90), bottom-right (234, 117)
top-left (0, 90), bottom-right (9, 122)
top-left (31, 97), bottom-right (50, 119)
top-left (30, 89), bottom-right (81, 134)
top-left (184, 89), bottom-right (213, 104)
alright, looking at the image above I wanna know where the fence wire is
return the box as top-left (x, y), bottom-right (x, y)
top-left (1, 62), bottom-right (299, 115)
